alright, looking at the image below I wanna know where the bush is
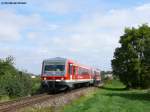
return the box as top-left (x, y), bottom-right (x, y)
top-left (0, 56), bottom-right (32, 98)
top-left (31, 77), bottom-right (41, 94)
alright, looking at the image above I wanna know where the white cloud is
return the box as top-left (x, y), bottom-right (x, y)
top-left (46, 3), bottom-right (150, 70)
top-left (44, 1), bottom-right (72, 14)
top-left (29, 0), bottom-right (75, 14)
top-left (0, 10), bottom-right (59, 42)
top-left (0, 10), bottom-right (22, 41)
top-left (29, 0), bottom-right (99, 15)
top-left (1, 3), bottom-right (150, 74)
top-left (21, 3), bottom-right (150, 73)
top-left (136, 3), bottom-right (150, 11)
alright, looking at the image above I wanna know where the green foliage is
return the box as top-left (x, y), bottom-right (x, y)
top-left (31, 76), bottom-right (41, 95)
top-left (101, 71), bottom-right (112, 80)
top-left (103, 79), bottom-right (126, 89)
top-left (0, 56), bottom-right (32, 98)
top-left (63, 80), bottom-right (150, 112)
top-left (112, 24), bottom-right (150, 88)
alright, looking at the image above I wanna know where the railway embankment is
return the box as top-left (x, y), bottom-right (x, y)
top-left (20, 87), bottom-right (96, 112)
top-left (0, 87), bottom-right (96, 112)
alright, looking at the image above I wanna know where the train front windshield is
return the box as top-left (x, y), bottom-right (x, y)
top-left (43, 64), bottom-right (65, 76)
top-left (44, 65), bottom-right (65, 71)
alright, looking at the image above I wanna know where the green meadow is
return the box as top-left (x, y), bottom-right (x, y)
top-left (63, 80), bottom-right (150, 112)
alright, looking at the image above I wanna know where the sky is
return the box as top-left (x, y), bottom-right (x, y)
top-left (0, 0), bottom-right (150, 74)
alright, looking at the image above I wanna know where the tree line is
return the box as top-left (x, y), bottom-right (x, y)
top-left (112, 24), bottom-right (150, 89)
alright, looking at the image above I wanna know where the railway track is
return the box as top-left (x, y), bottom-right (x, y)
top-left (0, 87), bottom-right (95, 112)
top-left (0, 93), bottom-right (53, 112)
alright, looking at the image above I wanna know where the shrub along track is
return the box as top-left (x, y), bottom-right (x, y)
top-left (0, 87), bottom-right (96, 112)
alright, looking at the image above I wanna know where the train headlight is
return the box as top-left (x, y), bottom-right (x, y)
top-left (44, 77), bottom-right (47, 80)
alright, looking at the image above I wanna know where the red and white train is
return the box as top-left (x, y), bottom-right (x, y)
top-left (41, 57), bottom-right (101, 91)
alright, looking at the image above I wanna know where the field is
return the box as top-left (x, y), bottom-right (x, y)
top-left (63, 80), bottom-right (150, 112)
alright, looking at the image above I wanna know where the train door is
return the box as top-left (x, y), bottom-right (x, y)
top-left (73, 65), bottom-right (77, 80)
top-left (69, 63), bottom-right (73, 80)
top-left (69, 63), bottom-right (77, 80)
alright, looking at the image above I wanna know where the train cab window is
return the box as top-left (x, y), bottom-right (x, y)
top-left (44, 65), bottom-right (65, 71)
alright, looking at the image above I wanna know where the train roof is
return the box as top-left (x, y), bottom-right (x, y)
top-left (43, 57), bottom-right (100, 70)
top-left (43, 57), bottom-right (67, 62)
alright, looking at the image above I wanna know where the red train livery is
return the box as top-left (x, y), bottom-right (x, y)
top-left (41, 57), bottom-right (101, 91)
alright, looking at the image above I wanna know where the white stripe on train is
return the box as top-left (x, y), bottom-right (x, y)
top-left (45, 79), bottom-right (93, 82)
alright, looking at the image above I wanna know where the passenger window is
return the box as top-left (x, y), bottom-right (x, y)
top-left (73, 66), bottom-right (76, 75)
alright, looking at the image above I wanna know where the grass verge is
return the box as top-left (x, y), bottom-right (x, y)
top-left (63, 80), bottom-right (150, 112)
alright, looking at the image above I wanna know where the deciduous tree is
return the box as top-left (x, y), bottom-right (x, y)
top-left (112, 24), bottom-right (150, 88)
